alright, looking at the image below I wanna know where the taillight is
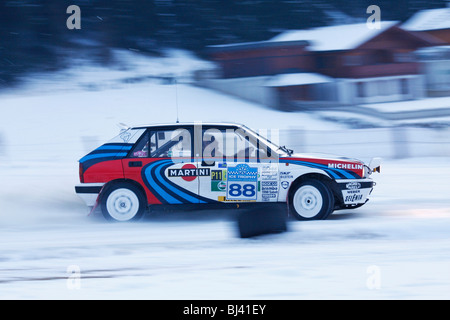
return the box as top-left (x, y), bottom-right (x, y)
top-left (79, 162), bottom-right (84, 183)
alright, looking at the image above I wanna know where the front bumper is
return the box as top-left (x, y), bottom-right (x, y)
top-left (335, 179), bottom-right (374, 205)
top-left (75, 183), bottom-right (105, 207)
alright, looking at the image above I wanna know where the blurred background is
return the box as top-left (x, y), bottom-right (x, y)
top-left (1, 1), bottom-right (450, 300)
top-left (0, 0), bottom-right (449, 162)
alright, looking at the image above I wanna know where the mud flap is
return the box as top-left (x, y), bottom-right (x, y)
top-left (88, 185), bottom-right (105, 216)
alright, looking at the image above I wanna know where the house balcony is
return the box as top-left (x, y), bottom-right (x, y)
top-left (338, 62), bottom-right (420, 78)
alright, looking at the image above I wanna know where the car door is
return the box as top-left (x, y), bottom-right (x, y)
top-left (197, 125), bottom-right (280, 203)
top-left (123, 126), bottom-right (202, 205)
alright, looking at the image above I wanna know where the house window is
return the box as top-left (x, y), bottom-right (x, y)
top-left (357, 82), bottom-right (365, 97)
top-left (316, 55), bottom-right (335, 69)
top-left (377, 81), bottom-right (386, 96)
top-left (344, 55), bottom-right (362, 66)
top-left (401, 78), bottom-right (409, 95)
top-left (395, 52), bottom-right (412, 63)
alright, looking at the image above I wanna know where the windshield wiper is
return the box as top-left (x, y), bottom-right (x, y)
top-left (278, 145), bottom-right (293, 156)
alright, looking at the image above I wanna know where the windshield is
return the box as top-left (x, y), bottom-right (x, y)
top-left (239, 125), bottom-right (287, 155)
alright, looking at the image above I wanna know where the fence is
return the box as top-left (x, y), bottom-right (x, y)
top-left (279, 126), bottom-right (450, 162)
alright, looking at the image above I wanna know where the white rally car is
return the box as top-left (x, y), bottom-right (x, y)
top-left (75, 122), bottom-right (381, 221)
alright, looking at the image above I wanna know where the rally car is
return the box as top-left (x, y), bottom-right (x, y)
top-left (75, 122), bottom-right (381, 221)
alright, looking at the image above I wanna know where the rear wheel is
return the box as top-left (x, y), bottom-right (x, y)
top-left (101, 183), bottom-right (146, 222)
top-left (289, 179), bottom-right (334, 220)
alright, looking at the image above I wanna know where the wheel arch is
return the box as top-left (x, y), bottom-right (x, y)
top-left (100, 178), bottom-right (147, 203)
top-left (287, 173), bottom-right (342, 207)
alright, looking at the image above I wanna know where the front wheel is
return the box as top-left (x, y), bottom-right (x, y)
top-left (101, 183), bottom-right (146, 222)
top-left (289, 179), bottom-right (334, 220)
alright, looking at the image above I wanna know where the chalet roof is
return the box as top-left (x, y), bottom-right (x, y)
top-left (402, 8), bottom-right (450, 31)
top-left (206, 40), bottom-right (308, 53)
top-left (270, 21), bottom-right (399, 51)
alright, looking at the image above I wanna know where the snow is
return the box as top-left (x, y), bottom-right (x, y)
top-left (1, 158), bottom-right (450, 299)
top-left (402, 7), bottom-right (450, 32)
top-left (1, 51), bottom-right (450, 299)
top-left (270, 21), bottom-right (398, 51)
top-left (363, 96), bottom-right (450, 113)
top-left (265, 73), bottom-right (333, 87)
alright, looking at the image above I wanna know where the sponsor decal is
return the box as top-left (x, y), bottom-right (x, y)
top-left (328, 163), bottom-right (364, 170)
top-left (280, 158), bottom-right (361, 179)
top-left (167, 164), bottom-right (210, 181)
top-left (261, 164), bottom-right (279, 201)
top-left (345, 194), bottom-right (363, 202)
top-left (281, 181), bottom-right (289, 189)
top-left (217, 196), bottom-right (256, 202)
top-left (261, 164), bottom-right (277, 181)
top-left (226, 164), bottom-right (258, 200)
top-left (261, 181), bottom-right (277, 199)
top-left (218, 163), bottom-right (227, 168)
top-left (346, 182), bottom-right (361, 190)
top-left (211, 170), bottom-right (227, 192)
top-left (142, 160), bottom-right (216, 204)
top-left (341, 185), bottom-right (370, 204)
top-left (280, 171), bottom-right (293, 179)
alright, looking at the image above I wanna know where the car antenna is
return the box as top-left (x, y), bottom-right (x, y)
top-left (174, 78), bottom-right (180, 123)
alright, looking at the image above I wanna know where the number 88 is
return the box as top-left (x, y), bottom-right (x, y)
top-left (229, 184), bottom-right (256, 197)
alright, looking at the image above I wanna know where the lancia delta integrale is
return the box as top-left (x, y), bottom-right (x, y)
top-left (75, 123), bottom-right (381, 221)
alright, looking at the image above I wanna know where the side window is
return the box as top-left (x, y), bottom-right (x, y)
top-left (202, 129), bottom-right (224, 161)
top-left (150, 128), bottom-right (192, 158)
top-left (131, 131), bottom-right (149, 158)
top-left (202, 128), bottom-right (260, 162)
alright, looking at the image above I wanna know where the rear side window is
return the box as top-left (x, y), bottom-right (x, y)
top-left (129, 128), bottom-right (192, 158)
top-left (131, 131), bottom-right (149, 158)
top-left (150, 128), bottom-right (192, 158)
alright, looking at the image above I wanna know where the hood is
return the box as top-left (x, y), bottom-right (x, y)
top-left (280, 153), bottom-right (366, 179)
top-left (284, 153), bottom-right (364, 164)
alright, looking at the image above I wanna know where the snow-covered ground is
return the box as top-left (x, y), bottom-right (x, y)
top-left (1, 51), bottom-right (450, 299)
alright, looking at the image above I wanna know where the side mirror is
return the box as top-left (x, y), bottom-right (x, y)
top-left (369, 157), bottom-right (382, 173)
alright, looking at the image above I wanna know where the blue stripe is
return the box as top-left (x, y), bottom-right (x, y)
top-left (80, 152), bottom-right (128, 162)
top-left (155, 164), bottom-right (203, 204)
top-left (97, 145), bottom-right (132, 151)
top-left (144, 161), bottom-right (182, 204)
top-left (281, 159), bottom-right (355, 179)
top-left (143, 160), bottom-right (209, 204)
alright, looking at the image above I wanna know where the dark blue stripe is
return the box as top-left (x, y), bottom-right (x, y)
top-left (80, 152), bottom-right (128, 162)
top-left (143, 160), bottom-right (182, 204)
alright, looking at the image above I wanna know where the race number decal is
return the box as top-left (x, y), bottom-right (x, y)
top-left (226, 164), bottom-right (258, 200)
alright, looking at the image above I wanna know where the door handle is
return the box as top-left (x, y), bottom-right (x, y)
top-left (128, 161), bottom-right (142, 167)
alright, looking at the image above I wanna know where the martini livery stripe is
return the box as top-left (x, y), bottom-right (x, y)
top-left (280, 159), bottom-right (361, 179)
top-left (141, 160), bottom-right (217, 204)
top-left (79, 143), bottom-right (133, 170)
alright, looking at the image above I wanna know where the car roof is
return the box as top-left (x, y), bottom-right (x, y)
top-left (131, 122), bottom-right (246, 129)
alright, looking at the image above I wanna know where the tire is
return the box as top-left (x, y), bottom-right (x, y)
top-left (289, 179), bottom-right (334, 220)
top-left (100, 182), bottom-right (146, 222)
